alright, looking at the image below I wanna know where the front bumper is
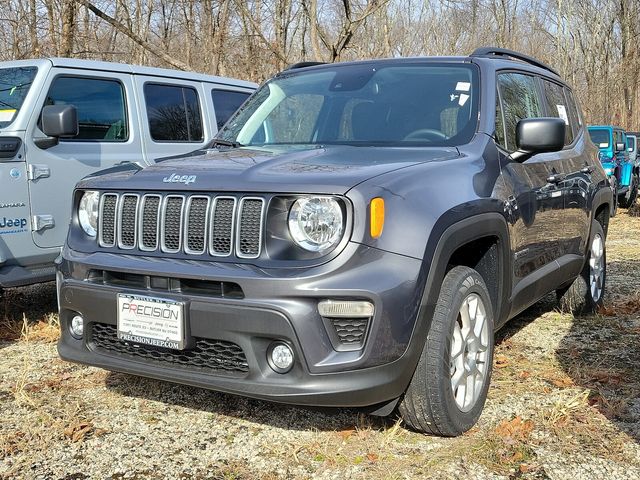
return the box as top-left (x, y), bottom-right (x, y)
top-left (57, 242), bottom-right (426, 407)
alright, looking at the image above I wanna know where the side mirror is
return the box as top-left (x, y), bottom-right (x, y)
top-left (511, 117), bottom-right (565, 162)
top-left (41, 105), bottom-right (78, 138)
top-left (616, 142), bottom-right (626, 152)
top-left (34, 105), bottom-right (79, 149)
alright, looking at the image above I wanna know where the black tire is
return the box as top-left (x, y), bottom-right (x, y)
top-left (557, 219), bottom-right (606, 314)
top-left (622, 174), bottom-right (638, 209)
top-left (398, 266), bottom-right (495, 436)
top-left (609, 175), bottom-right (618, 217)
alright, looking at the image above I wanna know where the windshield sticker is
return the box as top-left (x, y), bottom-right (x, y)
top-left (599, 143), bottom-right (609, 148)
top-left (0, 109), bottom-right (16, 122)
top-left (458, 94), bottom-right (470, 106)
top-left (0, 217), bottom-right (28, 234)
top-left (556, 105), bottom-right (569, 125)
top-left (455, 82), bottom-right (471, 92)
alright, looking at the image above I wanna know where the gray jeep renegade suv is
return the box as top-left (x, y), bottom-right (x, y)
top-left (57, 48), bottom-right (612, 436)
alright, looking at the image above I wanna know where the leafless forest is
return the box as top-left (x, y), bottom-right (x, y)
top-left (1, 0), bottom-right (639, 129)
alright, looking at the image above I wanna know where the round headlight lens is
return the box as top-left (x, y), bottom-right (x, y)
top-left (78, 191), bottom-right (99, 237)
top-left (288, 196), bottom-right (344, 252)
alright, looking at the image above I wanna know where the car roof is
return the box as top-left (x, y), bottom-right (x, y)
top-left (281, 54), bottom-right (565, 83)
top-left (0, 58), bottom-right (257, 89)
top-left (589, 125), bottom-right (625, 131)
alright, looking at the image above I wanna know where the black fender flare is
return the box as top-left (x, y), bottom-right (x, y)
top-left (399, 211), bottom-right (511, 382)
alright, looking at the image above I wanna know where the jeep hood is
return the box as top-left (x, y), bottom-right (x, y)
top-left (77, 145), bottom-right (461, 194)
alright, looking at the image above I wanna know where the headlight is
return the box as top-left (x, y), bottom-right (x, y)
top-left (78, 190), bottom-right (99, 236)
top-left (288, 196), bottom-right (344, 252)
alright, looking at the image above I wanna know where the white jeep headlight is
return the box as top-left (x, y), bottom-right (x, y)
top-left (78, 190), bottom-right (99, 237)
top-left (288, 196), bottom-right (344, 252)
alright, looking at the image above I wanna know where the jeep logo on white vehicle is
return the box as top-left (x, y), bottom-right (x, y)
top-left (163, 173), bottom-right (197, 185)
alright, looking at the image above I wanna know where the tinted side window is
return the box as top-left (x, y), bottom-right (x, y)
top-left (45, 76), bottom-right (127, 141)
top-left (211, 89), bottom-right (250, 130)
top-left (542, 79), bottom-right (573, 145)
top-left (564, 88), bottom-right (582, 138)
top-left (497, 73), bottom-right (543, 152)
top-left (144, 84), bottom-right (203, 142)
top-left (495, 94), bottom-right (506, 148)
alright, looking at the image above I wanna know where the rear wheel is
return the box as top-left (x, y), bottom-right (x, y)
top-left (557, 219), bottom-right (606, 314)
top-left (399, 266), bottom-right (494, 436)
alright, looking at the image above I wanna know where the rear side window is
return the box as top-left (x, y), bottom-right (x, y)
top-left (144, 84), bottom-right (203, 142)
top-left (44, 76), bottom-right (128, 141)
top-left (497, 73), bottom-right (543, 152)
top-left (541, 79), bottom-right (573, 145)
top-left (211, 89), bottom-right (250, 130)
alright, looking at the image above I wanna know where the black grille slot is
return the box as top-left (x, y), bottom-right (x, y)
top-left (140, 196), bottom-right (160, 250)
top-left (90, 323), bottom-right (249, 375)
top-left (330, 317), bottom-right (369, 345)
top-left (119, 195), bottom-right (139, 248)
top-left (186, 197), bottom-right (209, 253)
top-left (162, 196), bottom-right (184, 252)
top-left (99, 194), bottom-right (118, 246)
top-left (210, 198), bottom-right (235, 256)
top-left (237, 199), bottom-right (263, 258)
top-left (98, 192), bottom-right (265, 259)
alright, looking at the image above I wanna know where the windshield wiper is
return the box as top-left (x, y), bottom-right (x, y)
top-left (209, 138), bottom-right (243, 149)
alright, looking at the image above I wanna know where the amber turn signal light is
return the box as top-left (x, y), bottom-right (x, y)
top-left (370, 197), bottom-right (385, 238)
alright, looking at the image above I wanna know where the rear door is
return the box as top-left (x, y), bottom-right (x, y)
top-left (25, 69), bottom-right (144, 248)
top-left (134, 77), bottom-right (213, 162)
top-left (210, 87), bottom-right (252, 131)
top-left (538, 77), bottom-right (592, 259)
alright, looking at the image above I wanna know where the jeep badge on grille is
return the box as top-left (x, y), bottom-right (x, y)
top-left (163, 173), bottom-right (197, 185)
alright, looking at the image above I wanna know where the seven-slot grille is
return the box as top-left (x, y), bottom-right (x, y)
top-left (98, 193), bottom-right (264, 259)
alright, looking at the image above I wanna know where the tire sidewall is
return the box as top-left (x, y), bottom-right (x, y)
top-left (429, 268), bottom-right (495, 434)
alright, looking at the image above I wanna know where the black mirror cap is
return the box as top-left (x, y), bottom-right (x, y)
top-left (41, 105), bottom-right (78, 138)
top-left (516, 117), bottom-right (565, 154)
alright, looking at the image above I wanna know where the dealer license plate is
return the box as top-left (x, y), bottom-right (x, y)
top-left (117, 294), bottom-right (185, 350)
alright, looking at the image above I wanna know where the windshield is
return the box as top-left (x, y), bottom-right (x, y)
top-left (0, 66), bottom-right (37, 129)
top-left (217, 63), bottom-right (479, 147)
top-left (588, 128), bottom-right (610, 149)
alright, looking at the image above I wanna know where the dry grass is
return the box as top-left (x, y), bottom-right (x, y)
top-left (1, 213), bottom-right (640, 478)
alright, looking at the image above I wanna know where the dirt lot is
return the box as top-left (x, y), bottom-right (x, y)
top-left (2, 212), bottom-right (640, 480)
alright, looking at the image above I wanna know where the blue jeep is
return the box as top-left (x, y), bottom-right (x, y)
top-left (588, 125), bottom-right (638, 211)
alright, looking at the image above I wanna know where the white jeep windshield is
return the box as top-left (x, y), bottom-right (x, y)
top-left (0, 66), bottom-right (38, 129)
top-left (217, 63), bottom-right (479, 148)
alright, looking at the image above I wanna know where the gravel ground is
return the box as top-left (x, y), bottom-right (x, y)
top-left (1, 212), bottom-right (640, 479)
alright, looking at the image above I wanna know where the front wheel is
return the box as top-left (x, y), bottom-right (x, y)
top-left (557, 219), bottom-right (606, 314)
top-left (399, 266), bottom-right (494, 436)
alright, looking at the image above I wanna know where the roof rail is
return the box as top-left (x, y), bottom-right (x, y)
top-left (285, 61), bottom-right (327, 71)
top-left (470, 47), bottom-right (560, 77)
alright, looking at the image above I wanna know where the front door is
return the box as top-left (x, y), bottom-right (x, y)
top-left (25, 70), bottom-right (144, 248)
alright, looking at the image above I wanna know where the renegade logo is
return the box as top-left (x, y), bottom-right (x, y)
top-left (162, 173), bottom-right (197, 185)
top-left (0, 217), bottom-right (27, 233)
top-left (120, 302), bottom-right (180, 320)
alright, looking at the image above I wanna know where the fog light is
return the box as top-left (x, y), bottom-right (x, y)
top-left (70, 315), bottom-right (84, 338)
top-left (318, 300), bottom-right (374, 318)
top-left (268, 342), bottom-right (294, 373)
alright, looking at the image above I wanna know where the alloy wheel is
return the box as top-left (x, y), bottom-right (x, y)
top-left (589, 233), bottom-right (605, 302)
top-left (449, 293), bottom-right (490, 412)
